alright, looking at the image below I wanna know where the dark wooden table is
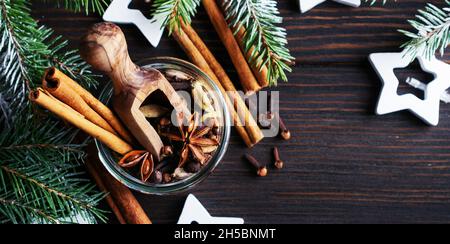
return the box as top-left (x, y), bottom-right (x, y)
top-left (33, 0), bottom-right (450, 224)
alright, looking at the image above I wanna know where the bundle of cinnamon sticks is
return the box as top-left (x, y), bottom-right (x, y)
top-left (202, 0), bottom-right (269, 94)
top-left (30, 67), bottom-right (151, 224)
top-left (173, 20), bottom-right (265, 148)
top-left (172, 0), bottom-right (278, 148)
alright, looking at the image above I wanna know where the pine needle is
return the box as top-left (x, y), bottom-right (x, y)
top-left (151, 0), bottom-right (201, 34)
top-left (0, 0), bottom-right (104, 224)
top-left (45, 0), bottom-right (111, 15)
top-left (222, 0), bottom-right (294, 86)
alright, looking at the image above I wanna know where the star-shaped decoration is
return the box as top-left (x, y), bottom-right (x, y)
top-left (299, 0), bottom-right (360, 13)
top-left (369, 52), bottom-right (450, 126)
top-left (103, 0), bottom-right (165, 47)
top-left (177, 195), bottom-right (244, 224)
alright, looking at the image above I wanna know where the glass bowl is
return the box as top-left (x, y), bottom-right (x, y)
top-left (95, 57), bottom-right (231, 195)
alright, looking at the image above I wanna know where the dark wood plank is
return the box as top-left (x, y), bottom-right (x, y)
top-left (137, 64), bottom-right (450, 224)
top-left (32, 0), bottom-right (450, 64)
top-left (30, 0), bottom-right (450, 224)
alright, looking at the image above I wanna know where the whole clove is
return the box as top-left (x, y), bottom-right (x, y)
top-left (244, 153), bottom-right (268, 177)
top-left (273, 147), bottom-right (284, 169)
top-left (278, 115), bottom-right (291, 141)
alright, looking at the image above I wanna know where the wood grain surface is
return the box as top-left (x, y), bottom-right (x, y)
top-left (32, 0), bottom-right (450, 224)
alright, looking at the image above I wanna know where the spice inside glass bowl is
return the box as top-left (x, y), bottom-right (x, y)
top-left (96, 57), bottom-right (231, 195)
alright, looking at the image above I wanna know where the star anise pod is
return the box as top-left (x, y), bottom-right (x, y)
top-left (118, 150), bottom-right (154, 182)
top-left (161, 112), bottom-right (219, 168)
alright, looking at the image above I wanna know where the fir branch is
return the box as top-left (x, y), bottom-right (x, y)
top-left (44, 0), bottom-right (111, 15)
top-left (151, 0), bottom-right (201, 34)
top-left (0, 93), bottom-right (11, 127)
top-left (0, 193), bottom-right (61, 224)
top-left (399, 2), bottom-right (450, 60)
top-left (0, 0), bottom-right (37, 102)
top-left (0, 0), bottom-right (104, 224)
top-left (0, 165), bottom-right (105, 220)
top-left (222, 0), bottom-right (294, 86)
top-left (367, 1), bottom-right (450, 60)
top-left (1, 143), bottom-right (84, 153)
top-left (0, 0), bottom-right (98, 111)
top-left (0, 112), bottom-right (106, 224)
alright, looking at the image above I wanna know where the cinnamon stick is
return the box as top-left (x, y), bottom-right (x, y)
top-left (30, 88), bottom-right (133, 155)
top-left (172, 28), bottom-right (254, 147)
top-left (85, 161), bottom-right (126, 224)
top-left (202, 0), bottom-right (262, 95)
top-left (43, 73), bottom-right (118, 137)
top-left (44, 68), bottom-right (134, 144)
top-left (235, 26), bottom-right (270, 88)
top-left (178, 22), bottom-right (264, 146)
top-left (87, 151), bottom-right (152, 224)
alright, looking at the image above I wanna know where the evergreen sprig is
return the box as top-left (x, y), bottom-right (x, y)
top-left (0, 0), bottom-right (98, 109)
top-left (400, 2), bottom-right (450, 60)
top-left (0, 109), bottom-right (107, 224)
top-left (367, 0), bottom-right (450, 60)
top-left (46, 0), bottom-right (111, 15)
top-left (0, 0), bottom-right (104, 224)
top-left (151, 0), bottom-right (201, 34)
top-left (222, 0), bottom-right (294, 86)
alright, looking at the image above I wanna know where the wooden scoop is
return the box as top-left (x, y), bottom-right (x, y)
top-left (80, 22), bottom-right (190, 161)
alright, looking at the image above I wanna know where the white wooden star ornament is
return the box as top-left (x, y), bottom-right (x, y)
top-left (103, 0), bottom-right (165, 47)
top-left (177, 195), bottom-right (244, 224)
top-left (299, 0), bottom-right (360, 13)
top-left (369, 52), bottom-right (450, 126)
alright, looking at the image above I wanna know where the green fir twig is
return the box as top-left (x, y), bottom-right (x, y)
top-left (0, 0), bottom-right (105, 224)
top-left (45, 0), bottom-right (111, 15)
top-left (151, 0), bottom-right (201, 34)
top-left (222, 0), bottom-right (294, 86)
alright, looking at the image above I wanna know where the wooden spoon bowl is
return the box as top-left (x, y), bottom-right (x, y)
top-left (80, 22), bottom-right (190, 161)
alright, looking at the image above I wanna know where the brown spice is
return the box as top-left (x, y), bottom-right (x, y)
top-left (202, 0), bottom-right (262, 95)
top-left (174, 21), bottom-right (264, 148)
top-left (273, 147), bottom-right (284, 169)
top-left (244, 153), bottom-right (268, 177)
top-left (118, 150), bottom-right (154, 182)
top-left (151, 170), bottom-right (163, 184)
top-left (279, 115), bottom-right (291, 141)
top-left (161, 113), bottom-right (219, 168)
top-left (163, 173), bottom-right (172, 183)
